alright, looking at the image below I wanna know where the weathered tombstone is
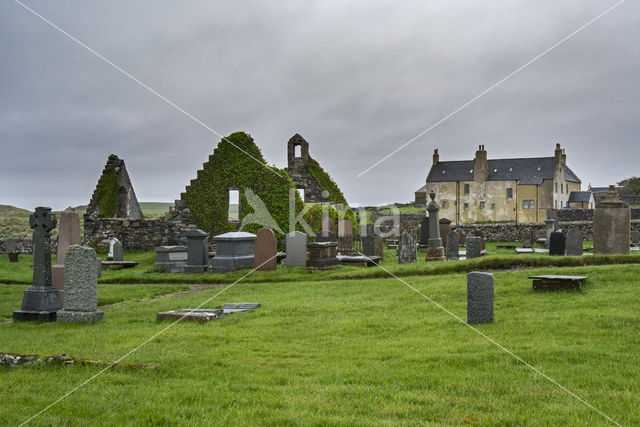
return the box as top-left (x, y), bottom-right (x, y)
top-left (519, 228), bottom-right (533, 248)
top-left (155, 246), bottom-right (188, 273)
top-left (439, 218), bottom-right (451, 248)
top-left (445, 230), bottom-right (459, 260)
top-left (316, 230), bottom-right (336, 243)
top-left (56, 246), bottom-right (104, 323)
top-left (374, 237), bottom-right (384, 260)
top-left (184, 229), bottom-right (209, 273)
top-left (211, 232), bottom-right (256, 273)
top-left (467, 272), bottom-right (494, 324)
top-left (425, 192), bottom-right (445, 261)
top-left (108, 238), bottom-right (123, 262)
top-left (549, 231), bottom-right (565, 256)
top-left (419, 216), bottom-right (430, 247)
top-left (466, 236), bottom-right (481, 259)
top-left (362, 235), bottom-right (376, 257)
top-left (593, 186), bottom-right (630, 255)
top-left (13, 207), bottom-right (61, 322)
top-left (52, 207), bottom-right (82, 301)
top-left (6, 238), bottom-right (19, 262)
top-left (565, 228), bottom-right (583, 256)
top-left (254, 228), bottom-right (277, 270)
top-left (306, 241), bottom-right (338, 269)
top-left (397, 230), bottom-right (417, 264)
top-left (321, 216), bottom-right (335, 232)
top-left (285, 231), bottom-right (307, 266)
top-left (544, 219), bottom-right (555, 248)
top-left (337, 219), bottom-right (353, 253)
top-left (632, 230), bottom-right (640, 248)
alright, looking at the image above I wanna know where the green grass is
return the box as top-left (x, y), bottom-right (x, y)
top-left (377, 205), bottom-right (426, 214)
top-left (1, 264), bottom-right (639, 424)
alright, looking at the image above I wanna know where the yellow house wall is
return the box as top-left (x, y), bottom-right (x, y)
top-left (516, 184), bottom-right (539, 223)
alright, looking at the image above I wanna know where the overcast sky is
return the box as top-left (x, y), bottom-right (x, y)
top-left (1, 0), bottom-right (638, 211)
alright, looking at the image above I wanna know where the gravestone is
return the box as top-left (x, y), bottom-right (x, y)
top-left (316, 230), bottom-right (337, 243)
top-left (52, 207), bottom-right (82, 301)
top-left (565, 228), bottom-right (583, 256)
top-left (439, 218), bottom-right (451, 248)
top-left (306, 241), bottom-right (338, 269)
top-left (13, 207), bottom-right (61, 322)
top-left (56, 246), bottom-right (104, 323)
top-left (337, 219), bottom-right (353, 253)
top-left (285, 231), bottom-right (307, 266)
top-left (321, 216), bottom-right (334, 232)
top-left (6, 238), bottom-right (19, 262)
top-left (108, 238), bottom-right (123, 262)
top-left (155, 246), bottom-right (188, 273)
top-left (425, 191), bottom-right (445, 261)
top-left (362, 235), bottom-right (376, 257)
top-left (254, 228), bottom-right (277, 270)
top-left (593, 186), bottom-right (630, 255)
top-left (544, 219), bottom-right (555, 248)
top-left (397, 230), bottom-right (417, 264)
top-left (375, 237), bottom-right (384, 260)
top-left (466, 236), bottom-right (481, 259)
top-left (549, 231), bottom-right (565, 256)
top-left (632, 230), bottom-right (640, 248)
top-left (211, 232), bottom-right (256, 273)
top-left (419, 216), bottom-right (430, 247)
top-left (445, 231), bottom-right (459, 260)
top-left (467, 272), bottom-right (494, 324)
top-left (519, 228), bottom-right (533, 248)
top-left (184, 229), bottom-right (209, 273)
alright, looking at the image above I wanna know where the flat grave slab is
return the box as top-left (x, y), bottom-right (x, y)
top-left (101, 260), bottom-right (139, 270)
top-left (336, 255), bottom-right (381, 266)
top-left (157, 303), bottom-right (261, 323)
top-left (528, 275), bottom-right (588, 291)
top-left (515, 248), bottom-right (550, 254)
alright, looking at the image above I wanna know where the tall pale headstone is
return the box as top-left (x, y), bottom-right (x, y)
top-left (57, 246), bottom-right (104, 323)
top-left (13, 207), bottom-right (61, 322)
top-left (321, 217), bottom-right (334, 232)
top-left (254, 228), bottom-right (277, 270)
top-left (593, 186), bottom-right (630, 255)
top-left (52, 207), bottom-right (82, 301)
top-left (285, 231), bottom-right (307, 266)
top-left (425, 191), bottom-right (445, 261)
top-left (397, 230), bottom-right (417, 264)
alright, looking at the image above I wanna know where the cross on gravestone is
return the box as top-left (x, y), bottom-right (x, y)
top-left (565, 228), bottom-right (583, 256)
top-left (549, 231), bottom-right (565, 256)
top-left (57, 246), bottom-right (104, 324)
top-left (13, 207), bottom-right (61, 322)
top-left (467, 272), bottom-right (494, 324)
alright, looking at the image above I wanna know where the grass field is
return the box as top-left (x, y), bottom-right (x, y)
top-left (1, 258), bottom-right (639, 425)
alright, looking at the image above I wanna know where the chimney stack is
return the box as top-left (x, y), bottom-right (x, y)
top-left (554, 143), bottom-right (562, 166)
top-left (474, 144), bottom-right (488, 182)
top-left (561, 149), bottom-right (566, 166)
top-left (433, 148), bottom-right (439, 166)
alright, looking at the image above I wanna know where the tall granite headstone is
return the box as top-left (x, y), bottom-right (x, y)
top-left (184, 229), bottom-right (209, 273)
top-left (593, 186), bottom-right (630, 255)
top-left (285, 231), bottom-right (307, 266)
top-left (397, 230), bottom-right (417, 264)
top-left (362, 235), bottom-right (376, 257)
top-left (565, 228), bottom-right (583, 256)
top-left (57, 246), bottom-right (104, 323)
top-left (466, 236), bottom-right (481, 259)
top-left (13, 207), bottom-right (61, 322)
top-left (467, 272), bottom-right (494, 324)
top-left (254, 228), bottom-right (277, 270)
top-left (549, 231), bottom-right (565, 256)
top-left (419, 216), bottom-right (430, 247)
top-left (425, 191), bottom-right (445, 261)
top-left (52, 207), bottom-right (82, 301)
top-left (445, 230), bottom-right (459, 260)
top-left (6, 238), bottom-right (19, 262)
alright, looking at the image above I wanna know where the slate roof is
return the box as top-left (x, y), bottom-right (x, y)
top-left (568, 191), bottom-right (592, 203)
top-left (427, 157), bottom-right (581, 185)
top-left (590, 187), bottom-right (609, 193)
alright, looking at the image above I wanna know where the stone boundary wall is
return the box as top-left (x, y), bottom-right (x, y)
top-left (0, 237), bottom-right (41, 254)
top-left (558, 208), bottom-right (640, 222)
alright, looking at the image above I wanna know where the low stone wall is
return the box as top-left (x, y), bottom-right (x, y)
top-left (558, 208), bottom-right (640, 222)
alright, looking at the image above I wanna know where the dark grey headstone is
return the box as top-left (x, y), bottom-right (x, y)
top-left (549, 231), bottom-right (565, 256)
top-left (13, 207), bottom-right (61, 322)
top-left (184, 229), bottom-right (209, 273)
top-left (631, 230), bottom-right (640, 247)
top-left (419, 216), bottom-right (430, 246)
top-left (57, 246), bottom-right (104, 324)
top-left (155, 246), bottom-right (188, 273)
top-left (397, 230), bottom-right (417, 264)
top-left (211, 232), bottom-right (256, 273)
top-left (465, 236), bottom-right (481, 259)
top-left (316, 230), bottom-right (336, 243)
top-left (565, 228), bottom-right (583, 256)
top-left (467, 271), bottom-right (494, 324)
top-left (6, 238), bottom-right (17, 253)
top-left (445, 231), bottom-right (459, 260)
top-left (362, 235), bottom-right (376, 257)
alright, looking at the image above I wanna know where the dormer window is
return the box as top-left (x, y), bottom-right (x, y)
top-left (493, 168), bottom-right (498, 173)
top-left (537, 166), bottom-right (542, 172)
top-left (441, 170), bottom-right (446, 175)
top-left (508, 167), bottom-right (513, 172)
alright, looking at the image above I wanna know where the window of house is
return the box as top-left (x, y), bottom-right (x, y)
top-left (506, 188), bottom-right (513, 200)
top-left (491, 203), bottom-right (496, 210)
top-left (561, 184), bottom-right (564, 194)
top-left (522, 200), bottom-right (535, 209)
top-left (479, 201), bottom-right (485, 209)
top-left (464, 184), bottom-right (470, 194)
top-left (228, 189), bottom-right (240, 222)
top-left (442, 200), bottom-right (448, 208)
top-left (555, 182), bottom-right (558, 193)
top-left (464, 203), bottom-right (469, 210)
